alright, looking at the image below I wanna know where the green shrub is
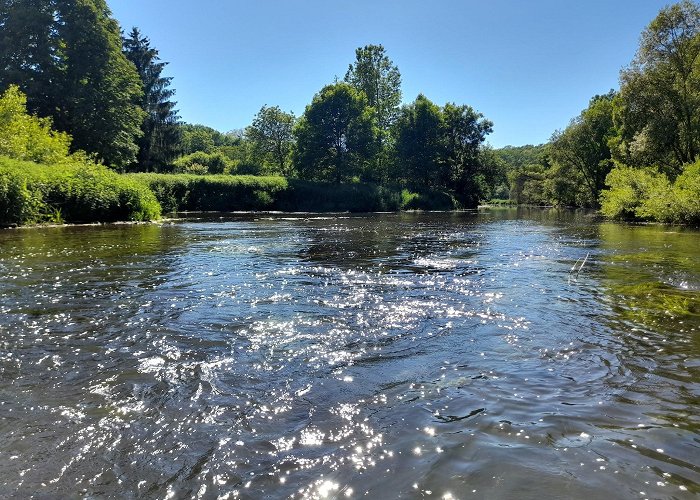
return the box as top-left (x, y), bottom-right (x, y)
top-left (133, 174), bottom-right (416, 213)
top-left (132, 173), bottom-right (289, 212)
top-left (671, 161), bottom-right (700, 224)
top-left (276, 180), bottom-right (403, 212)
top-left (600, 162), bottom-right (700, 224)
top-left (0, 85), bottom-right (75, 165)
top-left (172, 151), bottom-right (232, 174)
top-left (399, 188), bottom-right (457, 210)
top-left (0, 157), bottom-right (161, 225)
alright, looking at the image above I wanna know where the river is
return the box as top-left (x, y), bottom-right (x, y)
top-left (0, 209), bottom-right (698, 499)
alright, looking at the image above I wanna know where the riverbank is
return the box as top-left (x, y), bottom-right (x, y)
top-left (0, 157), bottom-right (460, 226)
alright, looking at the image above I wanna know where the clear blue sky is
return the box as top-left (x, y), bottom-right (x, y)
top-left (111, 0), bottom-right (671, 147)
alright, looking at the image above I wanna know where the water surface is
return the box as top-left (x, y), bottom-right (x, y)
top-left (0, 209), bottom-right (698, 499)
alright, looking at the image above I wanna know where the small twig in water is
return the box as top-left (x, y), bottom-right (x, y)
top-left (570, 256), bottom-right (583, 274)
top-left (576, 252), bottom-right (590, 276)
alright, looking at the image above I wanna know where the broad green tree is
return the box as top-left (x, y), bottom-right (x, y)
top-left (246, 105), bottom-right (296, 176)
top-left (0, 0), bottom-right (145, 167)
top-left (0, 0), bottom-right (59, 119)
top-left (178, 124), bottom-right (240, 154)
top-left (123, 27), bottom-right (180, 171)
top-left (0, 85), bottom-right (73, 164)
top-left (614, 0), bottom-right (700, 174)
top-left (345, 44), bottom-right (402, 182)
top-left (392, 94), bottom-right (445, 190)
top-left (293, 83), bottom-right (379, 183)
top-left (549, 91), bottom-right (617, 206)
top-left (442, 103), bottom-right (494, 206)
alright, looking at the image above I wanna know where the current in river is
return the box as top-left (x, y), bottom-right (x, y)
top-left (0, 209), bottom-right (698, 499)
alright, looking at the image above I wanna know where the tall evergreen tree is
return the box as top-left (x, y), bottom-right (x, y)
top-left (123, 27), bottom-right (180, 171)
top-left (0, 0), bottom-right (145, 167)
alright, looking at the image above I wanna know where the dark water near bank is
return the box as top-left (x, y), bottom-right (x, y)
top-left (0, 209), bottom-right (698, 499)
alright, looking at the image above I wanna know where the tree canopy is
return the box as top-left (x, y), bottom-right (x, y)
top-left (614, 0), bottom-right (700, 173)
top-left (345, 44), bottom-right (402, 133)
top-left (294, 83), bottom-right (379, 183)
top-left (246, 105), bottom-right (296, 176)
top-left (0, 0), bottom-right (145, 167)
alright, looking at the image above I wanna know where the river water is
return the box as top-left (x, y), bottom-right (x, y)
top-left (0, 209), bottom-right (698, 499)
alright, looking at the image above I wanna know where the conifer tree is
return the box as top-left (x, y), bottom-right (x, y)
top-left (123, 27), bottom-right (180, 171)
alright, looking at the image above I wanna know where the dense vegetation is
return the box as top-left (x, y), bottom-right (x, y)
top-left (1, 0), bottom-right (699, 224)
top-left (494, 0), bottom-right (700, 224)
top-left (133, 173), bottom-right (451, 213)
top-left (0, 157), bottom-right (160, 226)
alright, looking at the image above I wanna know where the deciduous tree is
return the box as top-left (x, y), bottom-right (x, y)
top-left (246, 105), bottom-right (296, 176)
top-left (293, 83), bottom-right (378, 183)
top-left (614, 0), bottom-right (700, 173)
top-left (0, 0), bottom-right (145, 167)
top-left (392, 94), bottom-right (445, 190)
top-left (549, 91), bottom-right (617, 206)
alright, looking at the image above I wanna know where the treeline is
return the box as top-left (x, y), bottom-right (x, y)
top-left (164, 47), bottom-right (502, 208)
top-left (495, 0), bottom-right (700, 224)
top-left (0, 84), bottom-right (454, 226)
top-left (0, 1), bottom-right (500, 209)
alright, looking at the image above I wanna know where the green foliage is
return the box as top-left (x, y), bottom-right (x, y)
top-left (600, 161), bottom-right (700, 224)
top-left (293, 82), bottom-right (379, 183)
top-left (442, 103), bottom-right (494, 206)
top-left (496, 92), bottom-right (616, 209)
top-left (246, 105), bottom-right (296, 176)
top-left (614, 0), bottom-right (700, 172)
top-left (132, 173), bottom-right (288, 213)
top-left (495, 144), bottom-right (549, 204)
top-left (278, 180), bottom-right (403, 212)
top-left (392, 94), bottom-right (445, 189)
top-left (549, 91), bottom-right (617, 207)
top-left (399, 189), bottom-right (457, 210)
top-left (133, 173), bottom-right (416, 213)
top-left (122, 27), bottom-right (180, 171)
top-left (172, 151), bottom-right (232, 175)
top-left (0, 0), bottom-right (145, 167)
top-left (0, 156), bottom-right (161, 226)
top-left (0, 85), bottom-right (74, 164)
top-left (179, 124), bottom-right (238, 155)
top-left (345, 44), bottom-right (402, 133)
top-left (392, 95), bottom-right (494, 207)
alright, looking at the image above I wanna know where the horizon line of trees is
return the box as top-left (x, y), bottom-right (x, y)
top-left (7, 0), bottom-right (698, 218)
top-left (0, 1), bottom-right (501, 208)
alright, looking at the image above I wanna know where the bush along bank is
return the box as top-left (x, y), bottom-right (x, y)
top-left (0, 157), bottom-right (161, 226)
top-left (0, 161), bottom-right (462, 228)
top-left (131, 173), bottom-right (459, 213)
top-left (600, 161), bottom-right (700, 225)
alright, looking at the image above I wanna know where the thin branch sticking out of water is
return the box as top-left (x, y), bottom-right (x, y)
top-left (569, 252), bottom-right (590, 283)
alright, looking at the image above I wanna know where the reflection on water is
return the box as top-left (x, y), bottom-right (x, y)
top-left (0, 210), bottom-right (698, 499)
